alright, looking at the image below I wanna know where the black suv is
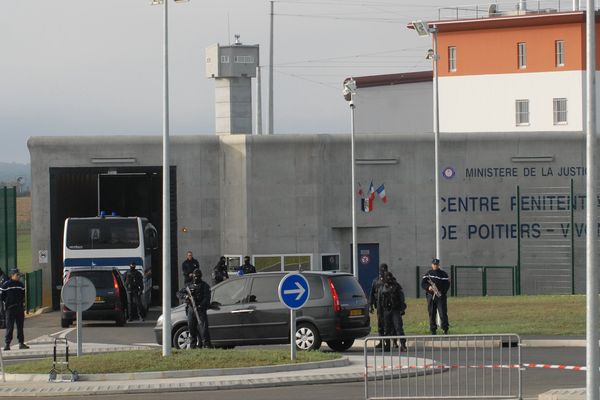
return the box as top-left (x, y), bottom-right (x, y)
top-left (61, 267), bottom-right (128, 327)
top-left (154, 271), bottom-right (370, 351)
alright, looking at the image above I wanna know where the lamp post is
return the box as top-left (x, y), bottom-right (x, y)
top-left (151, 0), bottom-right (189, 358)
top-left (411, 21), bottom-right (441, 260)
top-left (343, 79), bottom-right (358, 279)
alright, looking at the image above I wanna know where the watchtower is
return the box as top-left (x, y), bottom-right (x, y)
top-left (206, 36), bottom-right (259, 135)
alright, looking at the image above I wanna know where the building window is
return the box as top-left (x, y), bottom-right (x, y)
top-left (517, 42), bottom-right (526, 69)
top-left (555, 40), bottom-right (565, 67)
top-left (253, 254), bottom-right (312, 272)
top-left (448, 46), bottom-right (457, 72)
top-left (234, 55), bottom-right (255, 63)
top-left (516, 99), bottom-right (529, 125)
top-left (220, 56), bottom-right (230, 63)
top-left (553, 98), bottom-right (567, 124)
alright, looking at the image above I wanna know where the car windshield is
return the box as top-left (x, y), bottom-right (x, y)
top-left (330, 275), bottom-right (365, 300)
top-left (67, 219), bottom-right (139, 250)
top-left (70, 270), bottom-right (114, 289)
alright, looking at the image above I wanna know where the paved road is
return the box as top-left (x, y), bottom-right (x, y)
top-left (17, 312), bottom-right (588, 399)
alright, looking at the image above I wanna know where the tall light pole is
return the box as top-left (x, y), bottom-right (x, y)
top-left (585, 0), bottom-right (598, 397)
top-left (343, 79), bottom-right (358, 279)
top-left (151, 0), bottom-right (188, 358)
top-left (411, 20), bottom-right (441, 260)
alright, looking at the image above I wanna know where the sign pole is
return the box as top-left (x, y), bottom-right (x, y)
top-left (290, 309), bottom-right (296, 361)
top-left (76, 280), bottom-right (82, 357)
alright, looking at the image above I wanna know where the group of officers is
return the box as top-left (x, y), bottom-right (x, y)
top-left (369, 258), bottom-right (450, 351)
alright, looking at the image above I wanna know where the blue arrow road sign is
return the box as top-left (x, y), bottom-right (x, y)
top-left (278, 273), bottom-right (310, 310)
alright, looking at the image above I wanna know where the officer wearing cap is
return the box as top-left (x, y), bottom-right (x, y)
top-left (420, 258), bottom-right (450, 335)
top-left (1, 269), bottom-right (29, 350)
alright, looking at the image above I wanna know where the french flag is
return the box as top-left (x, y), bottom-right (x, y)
top-left (376, 183), bottom-right (388, 204)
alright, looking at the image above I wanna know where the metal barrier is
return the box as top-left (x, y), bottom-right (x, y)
top-left (364, 334), bottom-right (521, 400)
top-left (25, 269), bottom-right (43, 313)
top-left (0, 187), bottom-right (17, 271)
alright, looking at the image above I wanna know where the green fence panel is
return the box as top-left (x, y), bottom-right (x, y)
top-left (25, 269), bottom-right (42, 313)
top-left (0, 187), bottom-right (17, 273)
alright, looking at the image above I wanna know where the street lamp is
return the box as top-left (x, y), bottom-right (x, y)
top-left (411, 20), bottom-right (441, 260)
top-left (343, 78), bottom-right (359, 280)
top-left (151, 0), bottom-right (189, 358)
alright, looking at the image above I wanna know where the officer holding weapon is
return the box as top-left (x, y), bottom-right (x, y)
top-left (421, 258), bottom-right (450, 335)
top-left (177, 269), bottom-right (212, 349)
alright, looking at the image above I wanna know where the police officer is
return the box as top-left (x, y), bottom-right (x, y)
top-left (420, 258), bottom-right (450, 335)
top-left (239, 256), bottom-right (256, 275)
top-left (177, 269), bottom-right (211, 349)
top-left (182, 251), bottom-right (200, 285)
top-left (1, 269), bottom-right (29, 351)
top-left (369, 263), bottom-right (388, 346)
top-left (124, 263), bottom-right (144, 322)
top-left (212, 256), bottom-right (229, 285)
top-left (379, 271), bottom-right (407, 351)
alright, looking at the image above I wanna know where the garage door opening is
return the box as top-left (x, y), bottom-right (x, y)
top-left (49, 167), bottom-right (178, 309)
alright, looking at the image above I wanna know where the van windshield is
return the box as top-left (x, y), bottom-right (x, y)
top-left (66, 219), bottom-right (139, 250)
top-left (330, 276), bottom-right (365, 300)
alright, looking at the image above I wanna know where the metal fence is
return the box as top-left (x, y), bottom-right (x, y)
top-left (364, 334), bottom-right (521, 400)
top-left (0, 187), bottom-right (17, 272)
top-left (451, 266), bottom-right (517, 296)
top-left (25, 269), bottom-right (43, 313)
top-left (438, 0), bottom-right (593, 21)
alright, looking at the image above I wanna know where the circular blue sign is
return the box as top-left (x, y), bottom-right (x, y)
top-left (278, 273), bottom-right (310, 310)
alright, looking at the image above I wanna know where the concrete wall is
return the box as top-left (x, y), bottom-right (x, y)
top-left (355, 82), bottom-right (433, 134)
top-left (29, 132), bottom-right (597, 305)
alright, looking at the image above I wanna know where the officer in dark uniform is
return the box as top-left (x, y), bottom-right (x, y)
top-left (177, 269), bottom-right (211, 348)
top-left (124, 263), bottom-right (144, 322)
top-left (182, 251), bottom-right (200, 285)
top-left (239, 256), bottom-right (256, 275)
top-left (212, 256), bottom-right (229, 285)
top-left (420, 258), bottom-right (450, 335)
top-left (1, 269), bottom-right (29, 350)
top-left (379, 271), bottom-right (407, 351)
top-left (369, 263), bottom-right (388, 345)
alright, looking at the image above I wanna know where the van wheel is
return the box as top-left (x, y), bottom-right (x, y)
top-left (173, 325), bottom-right (191, 349)
top-left (327, 339), bottom-right (355, 352)
top-left (295, 323), bottom-right (321, 351)
top-left (61, 318), bottom-right (72, 328)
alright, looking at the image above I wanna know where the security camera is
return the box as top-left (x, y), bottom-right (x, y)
top-left (426, 49), bottom-right (436, 60)
top-left (343, 79), bottom-right (356, 101)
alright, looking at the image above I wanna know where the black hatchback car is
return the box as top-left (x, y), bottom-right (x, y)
top-left (154, 271), bottom-right (370, 351)
top-left (61, 267), bottom-right (128, 327)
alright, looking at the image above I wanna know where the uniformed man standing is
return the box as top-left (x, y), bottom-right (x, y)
top-left (379, 271), bottom-right (407, 351)
top-left (182, 251), bottom-right (200, 285)
top-left (1, 269), bottom-right (29, 351)
top-left (420, 258), bottom-right (450, 335)
top-left (369, 263), bottom-right (388, 345)
top-left (177, 269), bottom-right (211, 348)
top-left (239, 256), bottom-right (256, 275)
top-left (212, 256), bottom-right (229, 285)
top-left (124, 263), bottom-right (144, 322)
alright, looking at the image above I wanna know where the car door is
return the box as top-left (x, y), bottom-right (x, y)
top-left (208, 278), bottom-right (250, 343)
top-left (240, 275), bottom-right (289, 343)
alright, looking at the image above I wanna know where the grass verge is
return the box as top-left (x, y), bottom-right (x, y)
top-left (5, 349), bottom-right (341, 375)
top-left (373, 295), bottom-right (588, 336)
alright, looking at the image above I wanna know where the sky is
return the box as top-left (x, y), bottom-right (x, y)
top-left (1, 0), bottom-right (466, 163)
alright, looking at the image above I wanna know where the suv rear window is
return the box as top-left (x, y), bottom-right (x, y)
top-left (248, 275), bottom-right (324, 303)
top-left (330, 276), bottom-right (365, 300)
top-left (70, 270), bottom-right (114, 289)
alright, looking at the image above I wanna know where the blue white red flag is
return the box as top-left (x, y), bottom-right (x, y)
top-left (376, 184), bottom-right (388, 204)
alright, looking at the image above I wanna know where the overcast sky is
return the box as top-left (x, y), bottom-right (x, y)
top-left (1, 0), bottom-right (466, 163)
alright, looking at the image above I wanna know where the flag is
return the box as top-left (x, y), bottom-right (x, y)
top-left (368, 181), bottom-right (375, 211)
top-left (357, 182), bottom-right (364, 197)
top-left (376, 183), bottom-right (388, 204)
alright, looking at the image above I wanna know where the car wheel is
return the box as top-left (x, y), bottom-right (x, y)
top-left (61, 318), bottom-right (72, 328)
top-left (115, 312), bottom-right (126, 327)
top-left (172, 325), bottom-right (191, 349)
top-left (295, 322), bottom-right (322, 351)
top-left (327, 339), bottom-right (355, 352)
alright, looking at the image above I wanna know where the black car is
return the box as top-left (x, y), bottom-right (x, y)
top-left (60, 267), bottom-right (128, 327)
top-left (154, 271), bottom-right (370, 351)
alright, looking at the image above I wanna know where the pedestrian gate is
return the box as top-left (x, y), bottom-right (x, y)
top-left (364, 334), bottom-right (521, 399)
